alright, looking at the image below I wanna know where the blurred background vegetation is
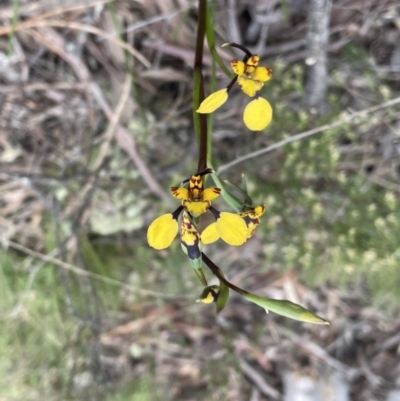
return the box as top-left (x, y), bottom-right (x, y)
top-left (1, 0), bottom-right (400, 400)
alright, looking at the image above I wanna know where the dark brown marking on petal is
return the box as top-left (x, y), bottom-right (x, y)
top-left (170, 187), bottom-right (180, 196)
top-left (248, 55), bottom-right (259, 67)
top-left (171, 205), bottom-right (184, 220)
top-left (209, 206), bottom-right (220, 220)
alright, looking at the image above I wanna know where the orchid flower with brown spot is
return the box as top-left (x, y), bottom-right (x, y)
top-left (197, 55), bottom-right (273, 131)
top-left (147, 170), bottom-right (249, 249)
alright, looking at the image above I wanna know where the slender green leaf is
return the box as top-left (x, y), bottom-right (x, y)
top-left (216, 281), bottom-right (229, 313)
top-left (223, 177), bottom-right (254, 206)
top-left (193, 266), bottom-right (208, 286)
top-left (7, 0), bottom-right (20, 55)
top-left (209, 166), bottom-right (243, 212)
top-left (205, 2), bottom-right (232, 78)
top-left (243, 293), bottom-right (330, 325)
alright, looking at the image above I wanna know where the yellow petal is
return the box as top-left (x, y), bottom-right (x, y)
top-left (246, 219), bottom-right (260, 238)
top-left (231, 59), bottom-right (245, 75)
top-left (240, 205), bottom-right (266, 219)
top-left (184, 200), bottom-right (210, 216)
top-left (247, 55), bottom-right (260, 67)
top-left (171, 187), bottom-right (189, 199)
top-left (147, 213), bottom-right (179, 250)
top-left (216, 212), bottom-right (248, 246)
top-left (237, 76), bottom-right (263, 97)
top-left (201, 222), bottom-right (220, 244)
top-left (253, 205), bottom-right (266, 217)
top-left (180, 212), bottom-right (201, 259)
top-left (243, 97), bottom-right (273, 131)
top-left (202, 187), bottom-right (221, 201)
top-left (197, 285), bottom-right (220, 304)
top-left (181, 212), bottom-right (200, 247)
top-left (254, 66), bottom-right (272, 82)
top-left (197, 89), bottom-right (228, 114)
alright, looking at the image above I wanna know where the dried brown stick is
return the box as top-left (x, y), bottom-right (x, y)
top-left (91, 74), bottom-right (132, 171)
top-left (142, 39), bottom-right (219, 67)
top-left (238, 357), bottom-right (280, 400)
top-left (0, 0), bottom-right (112, 19)
top-left (0, 82), bottom-right (88, 93)
top-left (0, 19), bottom-right (150, 68)
top-left (27, 27), bottom-right (167, 200)
top-left (6, 240), bottom-right (185, 299)
top-left (279, 327), bottom-right (360, 380)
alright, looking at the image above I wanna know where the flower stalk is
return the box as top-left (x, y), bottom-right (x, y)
top-left (193, 0), bottom-right (208, 173)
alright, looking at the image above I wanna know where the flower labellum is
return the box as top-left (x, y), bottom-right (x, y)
top-left (243, 97), bottom-right (273, 131)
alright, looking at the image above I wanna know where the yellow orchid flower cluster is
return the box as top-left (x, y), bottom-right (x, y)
top-left (197, 53), bottom-right (273, 131)
top-left (147, 170), bottom-right (251, 251)
top-left (147, 168), bottom-right (266, 290)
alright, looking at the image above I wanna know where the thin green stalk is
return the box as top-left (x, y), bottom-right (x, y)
top-left (7, 0), bottom-right (20, 55)
top-left (193, 0), bottom-right (208, 173)
top-left (202, 253), bottom-right (248, 295)
top-left (206, 0), bottom-right (217, 166)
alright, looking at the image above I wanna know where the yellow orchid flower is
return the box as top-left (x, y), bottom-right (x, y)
top-left (171, 174), bottom-right (221, 217)
top-left (147, 171), bottom-right (249, 250)
top-left (231, 56), bottom-right (272, 97)
top-left (196, 285), bottom-right (221, 304)
top-left (197, 54), bottom-right (273, 131)
top-left (202, 205), bottom-right (265, 245)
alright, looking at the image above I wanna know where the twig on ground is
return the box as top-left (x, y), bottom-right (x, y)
top-left (238, 357), bottom-right (280, 400)
top-left (142, 39), bottom-right (216, 68)
top-left (0, 0), bottom-right (112, 19)
top-left (0, 82), bottom-right (88, 93)
top-left (27, 27), bottom-right (167, 200)
top-left (279, 327), bottom-right (360, 380)
top-left (217, 96), bottom-right (400, 174)
top-left (0, 19), bottom-right (150, 68)
top-left (91, 74), bottom-right (132, 171)
top-left (5, 240), bottom-right (187, 300)
top-left (9, 248), bottom-right (60, 318)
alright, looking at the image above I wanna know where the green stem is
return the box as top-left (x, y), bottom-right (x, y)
top-left (7, 0), bottom-right (20, 55)
top-left (202, 252), bottom-right (249, 295)
top-left (193, 0), bottom-right (208, 173)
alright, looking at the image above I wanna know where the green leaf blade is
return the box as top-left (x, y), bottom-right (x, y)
top-left (244, 294), bottom-right (330, 325)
